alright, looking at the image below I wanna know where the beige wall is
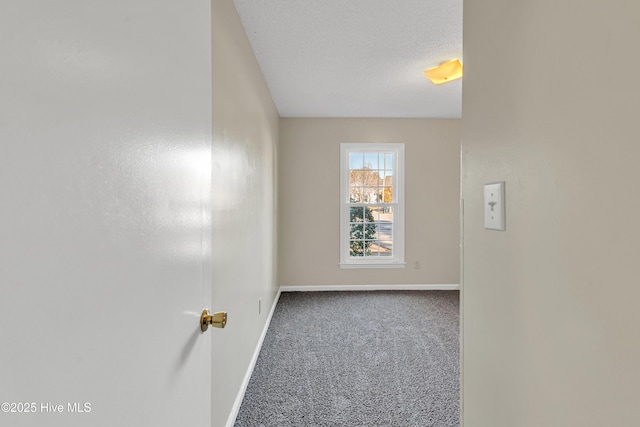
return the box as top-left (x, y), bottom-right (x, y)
top-left (279, 118), bottom-right (460, 286)
top-left (462, 1), bottom-right (640, 425)
top-left (212, 1), bottom-right (279, 425)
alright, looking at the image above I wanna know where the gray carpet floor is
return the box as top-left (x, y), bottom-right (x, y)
top-left (234, 290), bottom-right (459, 427)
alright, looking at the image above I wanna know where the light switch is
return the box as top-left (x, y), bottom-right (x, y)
top-left (484, 182), bottom-right (505, 230)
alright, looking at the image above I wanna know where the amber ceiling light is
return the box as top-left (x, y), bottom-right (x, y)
top-left (423, 59), bottom-right (463, 85)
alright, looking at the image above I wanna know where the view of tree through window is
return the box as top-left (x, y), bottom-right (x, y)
top-left (348, 152), bottom-right (394, 258)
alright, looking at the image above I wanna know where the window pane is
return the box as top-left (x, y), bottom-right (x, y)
top-left (369, 223), bottom-right (381, 239)
top-left (363, 187), bottom-right (381, 204)
top-left (350, 206), bottom-right (365, 222)
top-left (378, 208), bottom-right (393, 241)
top-left (366, 241), bottom-right (380, 257)
top-left (349, 186), bottom-right (363, 203)
top-left (364, 153), bottom-right (378, 169)
top-left (385, 153), bottom-right (393, 169)
top-left (349, 170), bottom-right (365, 187)
top-left (380, 186), bottom-right (391, 203)
top-left (350, 240), bottom-right (365, 257)
top-left (380, 205), bottom-right (393, 219)
top-left (379, 241), bottom-right (393, 256)
top-left (349, 153), bottom-right (363, 170)
top-left (367, 207), bottom-right (380, 222)
top-left (350, 223), bottom-right (363, 239)
top-left (363, 222), bottom-right (377, 241)
top-left (361, 240), bottom-right (375, 256)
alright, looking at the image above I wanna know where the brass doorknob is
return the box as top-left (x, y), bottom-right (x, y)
top-left (200, 309), bottom-right (227, 332)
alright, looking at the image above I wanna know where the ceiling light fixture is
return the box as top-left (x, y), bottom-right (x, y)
top-left (423, 59), bottom-right (463, 85)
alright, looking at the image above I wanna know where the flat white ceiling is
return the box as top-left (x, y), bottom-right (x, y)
top-left (233, 0), bottom-right (463, 118)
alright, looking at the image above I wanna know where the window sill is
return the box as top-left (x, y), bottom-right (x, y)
top-left (339, 262), bottom-right (407, 269)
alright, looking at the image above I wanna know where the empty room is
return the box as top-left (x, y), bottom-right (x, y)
top-left (2, 1), bottom-right (639, 427)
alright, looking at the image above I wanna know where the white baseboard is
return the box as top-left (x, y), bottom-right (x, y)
top-left (225, 287), bottom-right (282, 427)
top-left (280, 284), bottom-right (460, 292)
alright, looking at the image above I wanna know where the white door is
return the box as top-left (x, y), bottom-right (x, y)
top-left (0, 1), bottom-right (214, 426)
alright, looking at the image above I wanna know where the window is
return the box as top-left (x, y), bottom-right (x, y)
top-left (340, 143), bottom-right (405, 268)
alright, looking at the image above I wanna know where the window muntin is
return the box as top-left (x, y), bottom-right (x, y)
top-left (340, 143), bottom-right (405, 267)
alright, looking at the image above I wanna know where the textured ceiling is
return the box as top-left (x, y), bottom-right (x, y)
top-left (233, 0), bottom-right (463, 118)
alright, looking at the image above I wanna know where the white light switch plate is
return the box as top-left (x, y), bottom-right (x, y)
top-left (484, 182), bottom-right (505, 230)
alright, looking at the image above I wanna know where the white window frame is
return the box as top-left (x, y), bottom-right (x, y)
top-left (339, 142), bottom-right (405, 268)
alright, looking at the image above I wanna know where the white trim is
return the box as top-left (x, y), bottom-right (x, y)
top-left (280, 284), bottom-right (460, 292)
top-left (340, 142), bottom-right (405, 266)
top-left (225, 288), bottom-right (282, 427)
